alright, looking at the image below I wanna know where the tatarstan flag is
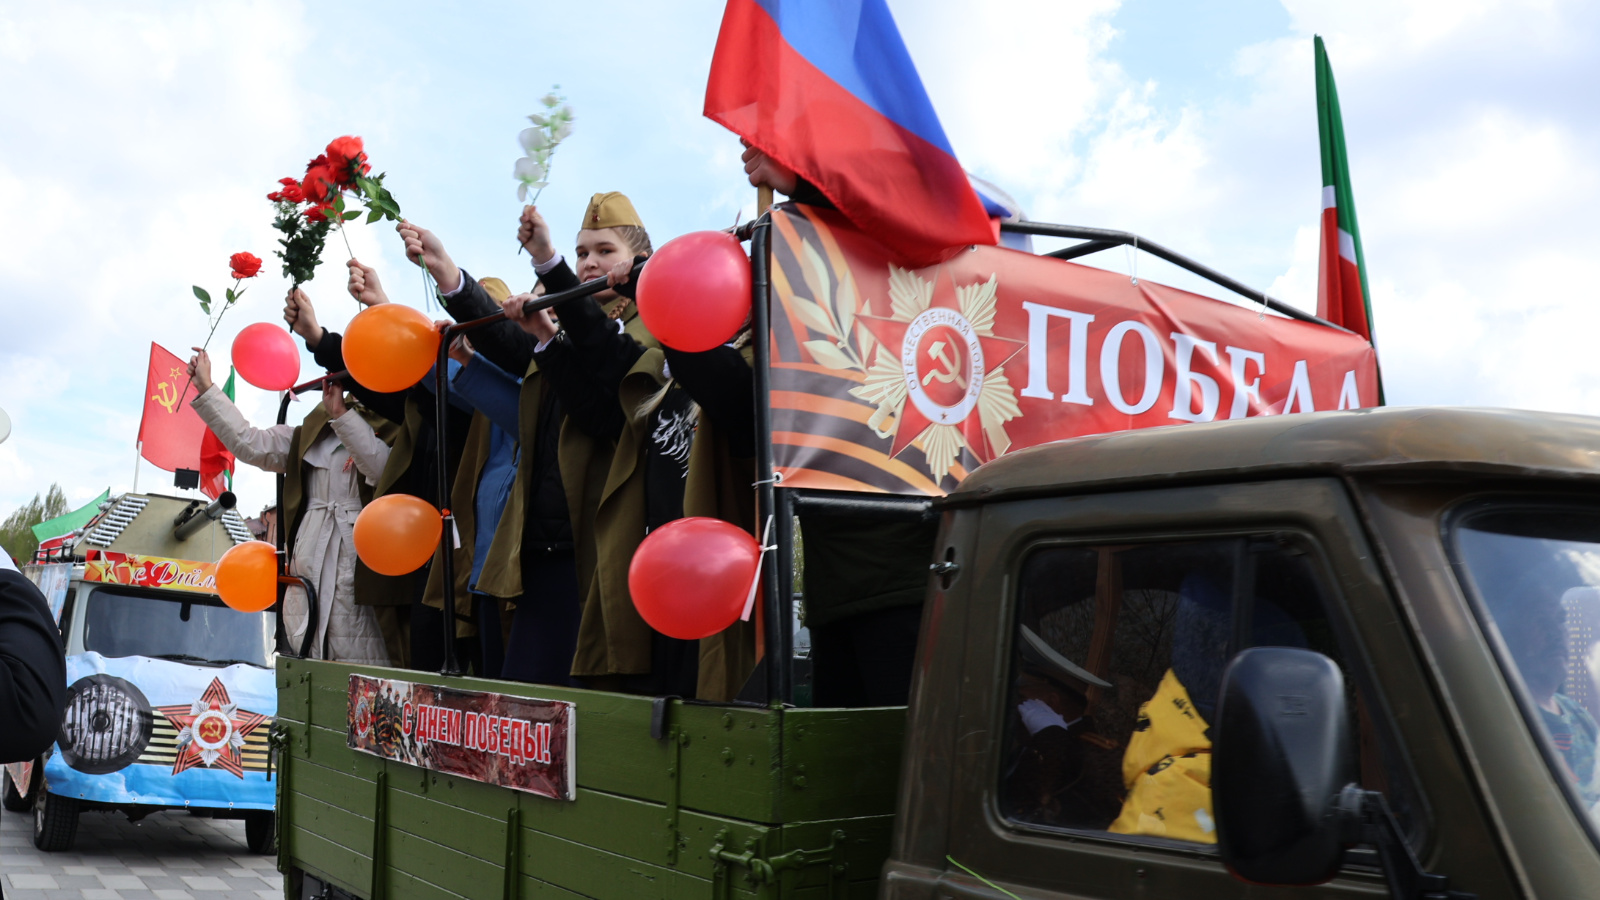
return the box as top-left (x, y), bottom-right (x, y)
top-left (1315, 35), bottom-right (1374, 344)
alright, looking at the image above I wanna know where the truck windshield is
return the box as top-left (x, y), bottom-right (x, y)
top-left (1454, 504), bottom-right (1600, 831)
top-left (81, 585), bottom-right (274, 668)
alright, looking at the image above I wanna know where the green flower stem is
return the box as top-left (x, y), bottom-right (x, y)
top-left (182, 277), bottom-right (243, 403)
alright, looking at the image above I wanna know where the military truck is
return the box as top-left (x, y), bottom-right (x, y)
top-left (8, 491), bottom-right (279, 853)
top-left (271, 210), bottom-right (1591, 898)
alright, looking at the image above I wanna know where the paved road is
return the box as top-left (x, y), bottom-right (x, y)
top-left (1, 804), bottom-right (282, 900)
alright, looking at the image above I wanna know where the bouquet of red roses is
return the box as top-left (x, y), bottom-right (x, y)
top-left (269, 136), bottom-right (404, 289)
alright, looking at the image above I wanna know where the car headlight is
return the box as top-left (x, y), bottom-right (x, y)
top-left (59, 675), bottom-right (153, 775)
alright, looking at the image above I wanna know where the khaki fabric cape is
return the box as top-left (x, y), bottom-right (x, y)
top-left (360, 395), bottom-right (426, 607)
top-left (567, 310), bottom-right (661, 679)
top-left (684, 339), bottom-right (760, 702)
top-left (564, 324), bottom-right (759, 701)
top-left (420, 409), bottom-right (491, 636)
top-left (684, 409), bottom-right (758, 702)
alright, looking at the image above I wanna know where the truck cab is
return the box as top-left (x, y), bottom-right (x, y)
top-left (8, 492), bottom-right (280, 854)
top-left (886, 405), bottom-right (1600, 899)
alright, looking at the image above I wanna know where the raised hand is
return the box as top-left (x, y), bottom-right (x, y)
top-left (396, 220), bottom-right (461, 294)
top-left (741, 140), bottom-right (797, 195)
top-left (283, 290), bottom-right (322, 349)
top-left (187, 348), bottom-right (214, 394)
top-left (322, 379), bottom-right (347, 418)
top-left (518, 205), bottom-right (556, 264)
top-left (347, 259), bottom-right (389, 307)
top-left (434, 320), bottom-right (475, 365)
top-left (502, 293), bottom-right (558, 343)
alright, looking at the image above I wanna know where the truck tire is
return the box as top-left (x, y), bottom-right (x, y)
top-left (32, 789), bottom-right (79, 852)
top-left (245, 811), bottom-right (276, 854)
top-left (2, 766), bottom-right (34, 812)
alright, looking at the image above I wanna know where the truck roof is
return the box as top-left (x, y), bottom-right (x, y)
top-left (945, 407), bottom-right (1600, 506)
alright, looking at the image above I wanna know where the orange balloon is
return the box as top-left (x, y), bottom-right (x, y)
top-left (353, 494), bottom-right (443, 576)
top-left (216, 541), bottom-right (279, 613)
top-left (343, 303), bottom-right (441, 393)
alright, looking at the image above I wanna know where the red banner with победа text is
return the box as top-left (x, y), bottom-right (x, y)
top-left (767, 205), bottom-right (1379, 496)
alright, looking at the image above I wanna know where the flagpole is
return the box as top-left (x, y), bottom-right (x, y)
top-left (133, 441), bottom-right (142, 493)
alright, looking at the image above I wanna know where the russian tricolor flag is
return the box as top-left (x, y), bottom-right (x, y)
top-left (705, 0), bottom-right (996, 268)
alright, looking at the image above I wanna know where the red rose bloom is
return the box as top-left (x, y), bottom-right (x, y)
top-left (301, 155), bottom-right (337, 203)
top-left (229, 252), bottom-right (263, 280)
top-left (324, 135), bottom-right (369, 188)
top-left (268, 177), bottom-right (305, 204)
top-left (305, 202), bottom-right (334, 223)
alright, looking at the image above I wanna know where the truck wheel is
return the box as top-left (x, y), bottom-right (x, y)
top-left (32, 789), bottom-right (79, 852)
top-left (2, 766), bottom-right (34, 812)
top-left (245, 811), bottom-right (276, 854)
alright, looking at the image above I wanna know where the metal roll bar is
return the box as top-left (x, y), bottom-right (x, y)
top-left (1002, 220), bottom-right (1346, 331)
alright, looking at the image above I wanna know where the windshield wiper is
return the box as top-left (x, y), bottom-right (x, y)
top-left (150, 654), bottom-right (268, 668)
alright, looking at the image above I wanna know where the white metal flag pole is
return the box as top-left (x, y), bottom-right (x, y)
top-left (133, 440), bottom-right (142, 493)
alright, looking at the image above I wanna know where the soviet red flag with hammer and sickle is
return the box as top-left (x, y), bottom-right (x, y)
top-left (137, 342), bottom-right (207, 474)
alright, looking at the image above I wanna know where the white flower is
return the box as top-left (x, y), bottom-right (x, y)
top-left (514, 157), bottom-right (546, 182)
top-left (519, 127), bottom-right (549, 153)
top-left (552, 121), bottom-right (573, 142)
top-left (541, 92), bottom-right (560, 108)
top-left (526, 113), bottom-right (547, 127)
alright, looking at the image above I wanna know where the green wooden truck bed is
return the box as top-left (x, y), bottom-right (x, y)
top-left (273, 658), bottom-right (906, 899)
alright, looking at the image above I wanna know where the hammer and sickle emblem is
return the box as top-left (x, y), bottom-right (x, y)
top-left (921, 340), bottom-right (967, 389)
top-left (152, 380), bottom-right (180, 413)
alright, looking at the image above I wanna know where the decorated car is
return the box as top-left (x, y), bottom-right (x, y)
top-left (5, 490), bottom-right (278, 853)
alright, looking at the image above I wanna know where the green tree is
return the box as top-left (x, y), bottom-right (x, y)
top-left (0, 484), bottom-right (69, 564)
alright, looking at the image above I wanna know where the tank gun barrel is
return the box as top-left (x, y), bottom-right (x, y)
top-left (173, 491), bottom-right (236, 541)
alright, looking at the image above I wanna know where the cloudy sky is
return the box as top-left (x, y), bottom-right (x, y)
top-left (2, 0), bottom-right (1596, 520)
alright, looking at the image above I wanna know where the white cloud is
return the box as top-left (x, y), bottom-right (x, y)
top-left (896, 0), bottom-right (1600, 413)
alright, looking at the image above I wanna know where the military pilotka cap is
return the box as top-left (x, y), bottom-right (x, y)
top-left (582, 192), bottom-right (643, 230)
top-left (479, 276), bottom-right (512, 303)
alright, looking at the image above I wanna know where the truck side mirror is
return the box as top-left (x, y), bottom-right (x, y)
top-left (1213, 647), bottom-right (1355, 887)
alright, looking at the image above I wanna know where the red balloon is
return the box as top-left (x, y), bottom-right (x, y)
top-left (636, 231), bottom-right (751, 353)
top-left (231, 323), bottom-right (301, 391)
top-left (628, 517), bottom-right (760, 640)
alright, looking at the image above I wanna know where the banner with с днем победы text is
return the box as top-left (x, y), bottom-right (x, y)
top-left (347, 674), bottom-right (574, 801)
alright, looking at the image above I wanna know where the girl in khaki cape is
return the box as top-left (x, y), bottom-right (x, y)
top-left (503, 195), bottom-right (758, 698)
top-left (187, 348), bottom-right (391, 664)
top-left (401, 197), bottom-right (757, 698)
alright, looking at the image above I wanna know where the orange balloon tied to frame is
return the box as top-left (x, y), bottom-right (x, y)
top-left (636, 231), bottom-right (751, 353)
top-left (628, 517), bottom-right (761, 640)
top-left (215, 540), bottom-right (279, 613)
top-left (353, 494), bottom-right (442, 576)
top-left (343, 303), bottom-right (441, 393)
top-left (231, 323), bottom-right (301, 391)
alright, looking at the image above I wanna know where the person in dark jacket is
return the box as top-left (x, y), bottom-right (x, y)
top-left (0, 554), bottom-right (67, 763)
top-left (390, 221), bottom-right (587, 687)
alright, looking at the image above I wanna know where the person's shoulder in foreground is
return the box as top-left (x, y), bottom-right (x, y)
top-left (0, 551), bottom-right (67, 763)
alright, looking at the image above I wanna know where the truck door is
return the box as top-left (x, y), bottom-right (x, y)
top-left (929, 478), bottom-right (1515, 899)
